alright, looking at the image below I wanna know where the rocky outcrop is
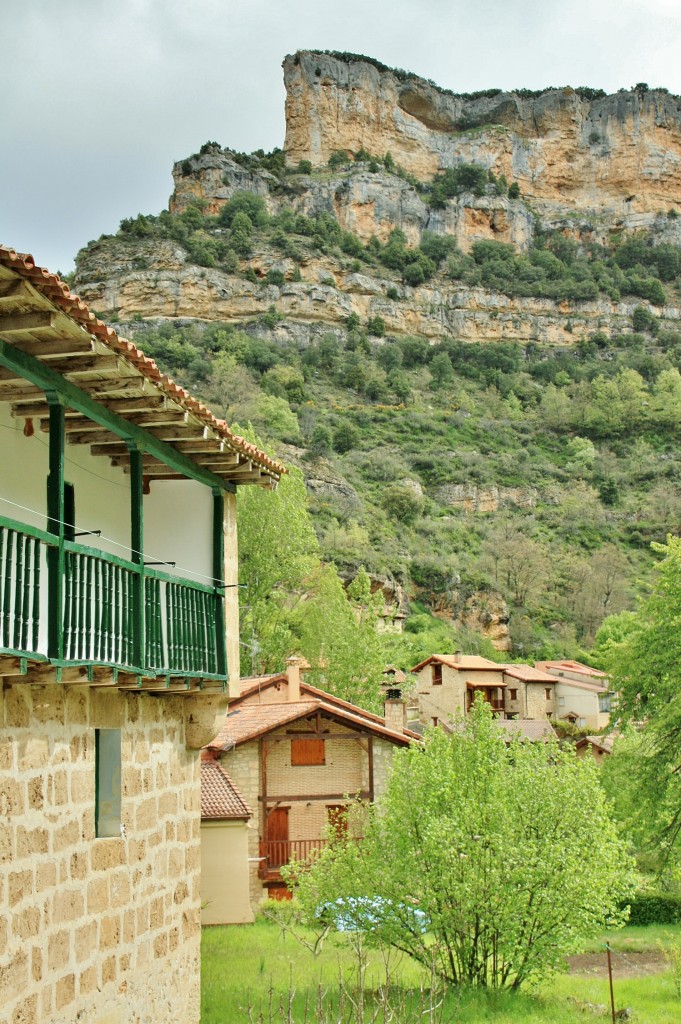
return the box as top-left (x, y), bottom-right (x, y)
top-left (434, 484), bottom-right (538, 513)
top-left (284, 52), bottom-right (681, 218)
top-left (76, 236), bottom-right (673, 347)
top-left (457, 591), bottom-right (510, 651)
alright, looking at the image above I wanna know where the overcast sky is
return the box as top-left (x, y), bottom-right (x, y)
top-left (3, 0), bottom-right (681, 274)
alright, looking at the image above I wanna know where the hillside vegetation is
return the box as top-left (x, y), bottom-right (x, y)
top-left (77, 143), bottom-right (681, 662)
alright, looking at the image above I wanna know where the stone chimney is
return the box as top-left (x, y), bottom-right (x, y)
top-left (453, 650), bottom-right (462, 664)
top-left (286, 655), bottom-right (303, 702)
top-left (384, 689), bottom-right (406, 734)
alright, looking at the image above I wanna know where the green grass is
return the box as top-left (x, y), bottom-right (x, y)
top-left (201, 918), bottom-right (681, 1024)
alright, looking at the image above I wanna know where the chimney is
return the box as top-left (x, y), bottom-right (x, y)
top-left (286, 656), bottom-right (302, 702)
top-left (384, 690), bottom-right (406, 734)
top-left (453, 650), bottom-right (462, 664)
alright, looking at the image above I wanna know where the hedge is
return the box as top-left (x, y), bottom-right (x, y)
top-left (625, 891), bottom-right (681, 925)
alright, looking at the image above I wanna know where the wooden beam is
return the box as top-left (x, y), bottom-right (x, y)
top-left (0, 280), bottom-right (29, 301)
top-left (90, 437), bottom-right (230, 457)
top-left (0, 311), bottom-right (55, 333)
top-left (13, 396), bottom-right (167, 420)
top-left (0, 340), bottom-right (228, 491)
top-left (13, 336), bottom-right (94, 357)
top-left (0, 656), bottom-right (29, 677)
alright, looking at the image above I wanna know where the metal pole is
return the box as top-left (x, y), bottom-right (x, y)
top-left (606, 944), bottom-right (616, 1024)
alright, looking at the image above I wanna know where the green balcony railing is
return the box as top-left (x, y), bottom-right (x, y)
top-left (0, 514), bottom-right (225, 679)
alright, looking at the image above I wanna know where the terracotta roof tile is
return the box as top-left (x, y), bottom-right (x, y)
top-left (535, 660), bottom-right (607, 678)
top-left (0, 245), bottom-right (285, 481)
top-left (200, 760), bottom-right (252, 819)
top-left (501, 664), bottom-right (557, 683)
top-left (410, 654), bottom-right (500, 673)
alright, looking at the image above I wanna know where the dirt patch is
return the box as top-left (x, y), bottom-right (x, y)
top-left (568, 949), bottom-right (666, 979)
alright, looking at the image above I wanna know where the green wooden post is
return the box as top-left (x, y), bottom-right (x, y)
top-left (46, 394), bottom-right (65, 660)
top-left (212, 489), bottom-right (227, 678)
top-left (128, 444), bottom-right (144, 672)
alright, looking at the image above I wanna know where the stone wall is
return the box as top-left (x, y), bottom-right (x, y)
top-left (1, 683), bottom-right (202, 1024)
top-left (526, 682), bottom-right (555, 720)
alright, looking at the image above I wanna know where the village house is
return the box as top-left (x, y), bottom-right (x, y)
top-left (411, 653), bottom-right (559, 726)
top-left (575, 733), bottom-right (616, 761)
top-left (0, 246), bottom-right (283, 1024)
top-left (535, 660), bottom-right (613, 730)
top-left (202, 657), bottom-right (417, 914)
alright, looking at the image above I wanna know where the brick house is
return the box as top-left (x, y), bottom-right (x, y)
top-left (0, 246), bottom-right (283, 1023)
top-left (410, 653), bottom-right (558, 728)
top-left (203, 658), bottom-right (417, 910)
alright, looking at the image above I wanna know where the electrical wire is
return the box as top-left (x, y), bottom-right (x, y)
top-left (0, 493), bottom-right (229, 588)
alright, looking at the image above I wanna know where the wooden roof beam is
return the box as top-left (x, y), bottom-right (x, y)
top-left (0, 311), bottom-right (56, 333)
top-left (13, 395), bottom-right (168, 420)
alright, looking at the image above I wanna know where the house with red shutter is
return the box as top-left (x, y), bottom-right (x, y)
top-left (202, 657), bottom-right (417, 910)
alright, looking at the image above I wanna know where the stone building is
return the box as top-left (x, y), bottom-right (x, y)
top-left (0, 246), bottom-right (283, 1024)
top-left (411, 653), bottom-right (558, 729)
top-left (203, 658), bottom-right (417, 911)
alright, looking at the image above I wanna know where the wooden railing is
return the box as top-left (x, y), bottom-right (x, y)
top-left (0, 514), bottom-right (225, 678)
top-left (0, 519), bottom-right (45, 655)
top-left (259, 838), bottom-right (329, 875)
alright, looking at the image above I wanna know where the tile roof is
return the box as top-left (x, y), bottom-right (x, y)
top-left (0, 245), bottom-right (285, 486)
top-left (496, 719), bottom-right (556, 742)
top-left (207, 693), bottom-right (418, 753)
top-left (536, 660), bottom-right (607, 679)
top-left (501, 664), bottom-right (557, 683)
top-left (200, 759), bottom-right (252, 819)
top-left (382, 666), bottom-right (407, 684)
top-left (410, 654), bottom-right (500, 673)
top-left (577, 733), bottom-right (616, 754)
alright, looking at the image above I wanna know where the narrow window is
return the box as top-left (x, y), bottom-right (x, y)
top-left (545, 688), bottom-right (552, 701)
top-left (95, 728), bottom-right (121, 838)
top-left (509, 688), bottom-right (518, 701)
top-left (291, 737), bottom-right (325, 766)
top-left (432, 663), bottom-right (443, 686)
top-left (432, 716), bottom-right (439, 727)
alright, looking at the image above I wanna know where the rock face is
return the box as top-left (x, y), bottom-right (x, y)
top-left (434, 484), bottom-right (538, 514)
top-left (284, 52), bottom-right (681, 218)
top-left (76, 235), bottom-right (673, 348)
top-left (457, 591), bottom-right (511, 651)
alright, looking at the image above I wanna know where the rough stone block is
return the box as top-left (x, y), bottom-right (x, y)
top-left (71, 917), bottom-right (97, 963)
top-left (99, 914), bottom-right (120, 950)
top-left (110, 870), bottom-right (131, 908)
top-left (79, 964), bottom-right (98, 996)
top-left (4, 687), bottom-right (30, 728)
top-left (153, 932), bottom-right (168, 958)
top-left (55, 972), bottom-right (76, 1010)
top-left (0, 778), bottom-right (26, 817)
top-left (53, 819), bottom-right (81, 854)
top-left (91, 839), bottom-right (125, 872)
top-left (87, 877), bottom-right (110, 915)
top-left (12, 993), bottom-right (38, 1024)
top-left (48, 928), bottom-right (71, 971)
top-left (12, 905), bottom-right (40, 940)
top-left (53, 888), bottom-right (85, 923)
top-left (16, 824), bottom-right (48, 857)
top-left (32, 687), bottom-right (65, 725)
top-left (35, 860), bottom-right (57, 892)
top-left (0, 946), bottom-right (28, 1003)
top-left (17, 736), bottom-right (49, 771)
top-left (101, 954), bottom-right (116, 985)
top-left (8, 869), bottom-right (32, 907)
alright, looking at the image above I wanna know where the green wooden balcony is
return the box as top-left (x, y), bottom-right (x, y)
top-left (0, 514), bottom-right (227, 686)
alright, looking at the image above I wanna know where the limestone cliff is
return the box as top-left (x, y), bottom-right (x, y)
top-left (284, 51), bottom-right (681, 220)
top-left (75, 234), bottom-right (677, 348)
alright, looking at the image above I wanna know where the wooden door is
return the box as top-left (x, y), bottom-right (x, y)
top-left (267, 807), bottom-right (289, 868)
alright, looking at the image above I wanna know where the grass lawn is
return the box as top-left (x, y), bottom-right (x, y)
top-left (201, 917), bottom-right (681, 1024)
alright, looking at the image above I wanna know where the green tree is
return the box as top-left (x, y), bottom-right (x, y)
top-left (606, 536), bottom-right (681, 862)
top-left (381, 484), bottom-right (423, 525)
top-left (291, 701), bottom-right (632, 989)
top-left (297, 564), bottom-right (385, 711)
top-left (230, 211), bottom-right (254, 256)
top-left (237, 459), bottom-right (319, 674)
top-left (428, 351), bottom-right (455, 388)
top-left (332, 421), bottom-right (360, 454)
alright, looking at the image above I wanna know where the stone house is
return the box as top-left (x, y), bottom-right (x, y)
top-left (535, 660), bottom-right (613, 730)
top-left (410, 653), bottom-right (558, 728)
top-left (0, 246), bottom-right (283, 1024)
top-left (203, 658), bottom-right (417, 911)
top-left (575, 734), bottom-right (616, 761)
